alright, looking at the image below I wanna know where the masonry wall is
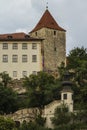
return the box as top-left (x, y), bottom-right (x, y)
top-left (30, 28), bottom-right (66, 71)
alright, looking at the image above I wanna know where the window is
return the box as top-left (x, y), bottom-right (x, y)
top-left (63, 94), bottom-right (67, 99)
top-left (3, 43), bottom-right (8, 49)
top-left (12, 55), bottom-right (18, 62)
top-left (22, 55), bottom-right (27, 62)
top-left (35, 32), bottom-right (37, 36)
top-left (54, 31), bottom-right (56, 35)
top-left (22, 43), bottom-right (27, 49)
top-left (4, 71), bottom-right (7, 74)
top-left (3, 55), bottom-right (8, 62)
top-left (8, 35), bottom-right (12, 39)
top-left (13, 43), bottom-right (18, 49)
top-left (54, 47), bottom-right (56, 51)
top-left (32, 71), bottom-right (37, 75)
top-left (32, 43), bottom-right (37, 49)
top-left (22, 71), bottom-right (27, 77)
top-left (32, 55), bottom-right (37, 62)
top-left (13, 71), bottom-right (17, 77)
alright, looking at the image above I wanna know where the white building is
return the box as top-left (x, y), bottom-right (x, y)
top-left (9, 87), bottom-right (73, 128)
top-left (0, 33), bottom-right (43, 79)
top-left (43, 87), bottom-right (73, 128)
top-left (0, 9), bottom-right (66, 79)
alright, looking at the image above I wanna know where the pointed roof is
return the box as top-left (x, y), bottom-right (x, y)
top-left (30, 9), bottom-right (66, 33)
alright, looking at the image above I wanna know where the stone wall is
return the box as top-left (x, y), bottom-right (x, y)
top-left (30, 28), bottom-right (66, 71)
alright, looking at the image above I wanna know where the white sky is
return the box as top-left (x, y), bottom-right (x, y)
top-left (0, 0), bottom-right (87, 54)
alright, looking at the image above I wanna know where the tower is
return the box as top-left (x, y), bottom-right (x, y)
top-left (29, 9), bottom-right (66, 72)
top-left (61, 72), bottom-right (73, 112)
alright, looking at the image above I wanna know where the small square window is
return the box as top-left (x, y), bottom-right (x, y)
top-left (22, 71), bottom-right (27, 77)
top-left (32, 43), bottom-right (37, 49)
top-left (12, 55), bottom-right (18, 62)
top-left (13, 43), bottom-right (18, 49)
top-left (22, 43), bottom-right (27, 49)
top-left (32, 55), bottom-right (37, 62)
top-left (13, 71), bottom-right (17, 77)
top-left (22, 55), bottom-right (27, 62)
top-left (3, 43), bottom-right (8, 49)
top-left (3, 55), bottom-right (8, 62)
top-left (32, 71), bottom-right (37, 75)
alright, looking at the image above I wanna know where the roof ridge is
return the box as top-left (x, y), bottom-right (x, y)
top-left (30, 9), bottom-right (65, 33)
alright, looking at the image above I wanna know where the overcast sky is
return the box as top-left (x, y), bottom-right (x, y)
top-left (0, 0), bottom-right (87, 54)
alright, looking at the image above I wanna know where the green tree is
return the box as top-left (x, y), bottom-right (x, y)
top-left (67, 47), bottom-right (87, 69)
top-left (0, 116), bottom-right (16, 130)
top-left (0, 72), bottom-right (12, 87)
top-left (0, 85), bottom-right (18, 114)
top-left (67, 47), bottom-right (87, 86)
top-left (23, 71), bottom-right (55, 113)
top-left (67, 47), bottom-right (87, 110)
top-left (51, 104), bottom-right (71, 128)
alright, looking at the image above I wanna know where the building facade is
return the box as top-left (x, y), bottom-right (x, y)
top-left (0, 9), bottom-right (66, 79)
top-left (0, 33), bottom-right (43, 79)
top-left (30, 9), bottom-right (66, 71)
top-left (8, 87), bottom-right (73, 128)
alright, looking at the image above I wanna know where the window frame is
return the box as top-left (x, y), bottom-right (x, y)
top-left (32, 43), bottom-right (37, 49)
top-left (22, 55), bottom-right (27, 62)
top-left (13, 71), bottom-right (17, 77)
top-left (32, 55), bottom-right (37, 62)
top-left (63, 93), bottom-right (67, 100)
top-left (22, 71), bottom-right (27, 77)
top-left (22, 43), bottom-right (27, 49)
top-left (54, 30), bottom-right (57, 36)
top-left (12, 55), bottom-right (18, 62)
top-left (3, 55), bottom-right (8, 62)
top-left (12, 43), bottom-right (18, 49)
top-left (3, 43), bottom-right (8, 49)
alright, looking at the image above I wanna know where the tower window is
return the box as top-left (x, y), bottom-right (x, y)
top-left (54, 31), bottom-right (56, 35)
top-left (54, 47), bottom-right (57, 51)
top-left (63, 94), bottom-right (67, 99)
top-left (35, 32), bottom-right (37, 36)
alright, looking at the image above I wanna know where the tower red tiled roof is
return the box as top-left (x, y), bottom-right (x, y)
top-left (30, 9), bottom-right (66, 33)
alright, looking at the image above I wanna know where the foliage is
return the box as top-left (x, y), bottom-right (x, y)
top-left (58, 62), bottom-right (66, 80)
top-left (18, 121), bottom-right (51, 130)
top-left (67, 47), bottom-right (87, 86)
top-left (0, 84), bottom-right (18, 114)
top-left (67, 46), bottom-right (87, 69)
top-left (0, 116), bottom-right (16, 130)
top-left (0, 72), bottom-right (12, 87)
top-left (23, 71), bottom-right (57, 110)
top-left (35, 114), bottom-right (46, 126)
top-left (51, 103), bottom-right (71, 127)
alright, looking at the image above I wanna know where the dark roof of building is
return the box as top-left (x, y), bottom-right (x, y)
top-left (61, 86), bottom-right (73, 93)
top-left (0, 32), bottom-right (43, 41)
top-left (30, 9), bottom-right (66, 33)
